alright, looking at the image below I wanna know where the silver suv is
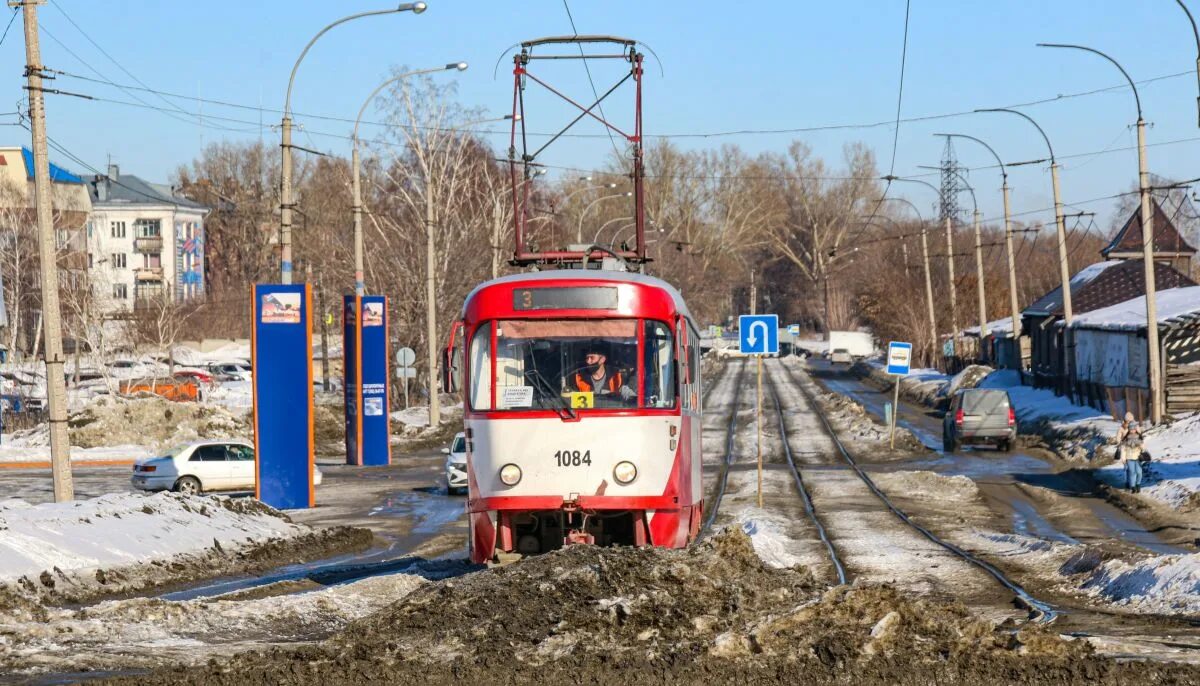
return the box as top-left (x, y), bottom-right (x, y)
top-left (943, 389), bottom-right (1017, 452)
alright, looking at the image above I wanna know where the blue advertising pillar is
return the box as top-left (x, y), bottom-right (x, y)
top-left (343, 295), bottom-right (391, 466)
top-left (252, 284), bottom-right (314, 509)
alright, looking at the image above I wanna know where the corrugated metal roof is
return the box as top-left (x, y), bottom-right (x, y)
top-left (1067, 286), bottom-right (1200, 332)
top-left (1022, 259), bottom-right (1195, 318)
top-left (19, 148), bottom-right (83, 184)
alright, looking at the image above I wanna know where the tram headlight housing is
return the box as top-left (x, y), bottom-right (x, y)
top-left (613, 461), bottom-right (637, 485)
top-left (499, 463), bottom-right (522, 486)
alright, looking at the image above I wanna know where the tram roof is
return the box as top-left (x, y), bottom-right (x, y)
top-left (464, 270), bottom-right (693, 321)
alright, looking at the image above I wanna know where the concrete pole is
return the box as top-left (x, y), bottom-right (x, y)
top-left (919, 225), bottom-right (938, 366)
top-left (425, 180), bottom-right (441, 427)
top-left (944, 214), bottom-right (959, 347)
top-left (351, 145), bottom-right (364, 296)
top-left (901, 241), bottom-right (910, 278)
top-left (21, 1), bottom-right (73, 501)
top-left (1051, 163), bottom-right (1072, 323)
top-left (1137, 119), bottom-right (1163, 424)
top-left (1001, 182), bottom-right (1021, 341)
top-left (973, 209), bottom-right (988, 340)
top-left (280, 117), bottom-right (293, 284)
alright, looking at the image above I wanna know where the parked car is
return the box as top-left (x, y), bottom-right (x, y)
top-left (942, 389), bottom-right (1017, 452)
top-left (131, 439), bottom-right (323, 495)
top-left (119, 378), bottom-right (200, 401)
top-left (443, 432), bottom-right (467, 495)
top-left (208, 362), bottom-right (252, 382)
top-left (830, 348), bottom-right (853, 365)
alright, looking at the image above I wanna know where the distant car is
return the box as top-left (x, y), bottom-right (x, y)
top-left (715, 347), bottom-right (748, 360)
top-left (208, 362), bottom-right (251, 382)
top-left (830, 348), bottom-right (853, 365)
top-left (443, 432), bottom-right (467, 495)
top-left (943, 389), bottom-right (1017, 452)
top-left (131, 439), bottom-right (324, 495)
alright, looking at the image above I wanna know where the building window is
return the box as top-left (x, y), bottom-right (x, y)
top-left (134, 219), bottom-right (161, 238)
top-left (111, 221), bottom-right (126, 238)
top-left (113, 284), bottom-right (127, 299)
top-left (88, 253), bottom-right (93, 268)
top-left (143, 252), bottom-right (161, 268)
top-left (111, 253), bottom-right (126, 269)
top-left (136, 282), bottom-right (164, 302)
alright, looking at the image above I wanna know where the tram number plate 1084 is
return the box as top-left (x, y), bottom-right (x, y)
top-left (555, 450), bottom-right (592, 467)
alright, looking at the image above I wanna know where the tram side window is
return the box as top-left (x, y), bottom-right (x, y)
top-left (643, 321), bottom-right (675, 408)
top-left (688, 323), bottom-right (701, 412)
top-left (469, 322), bottom-right (493, 410)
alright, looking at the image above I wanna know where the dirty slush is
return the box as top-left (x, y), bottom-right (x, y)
top-left (105, 530), bottom-right (1200, 686)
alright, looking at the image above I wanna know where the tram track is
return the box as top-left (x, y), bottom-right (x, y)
top-left (700, 359), bottom-right (746, 534)
top-left (768, 358), bottom-right (1056, 622)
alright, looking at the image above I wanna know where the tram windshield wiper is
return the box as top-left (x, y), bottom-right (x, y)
top-left (524, 368), bottom-right (576, 420)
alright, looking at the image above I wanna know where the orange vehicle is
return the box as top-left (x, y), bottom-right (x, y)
top-left (119, 378), bottom-right (200, 401)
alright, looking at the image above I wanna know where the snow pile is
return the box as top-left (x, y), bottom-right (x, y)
top-left (1095, 412), bottom-right (1200, 508)
top-left (730, 507), bottom-right (813, 569)
top-left (390, 401), bottom-right (464, 431)
top-left (945, 365), bottom-right (993, 397)
top-left (0, 493), bottom-right (303, 586)
top-left (1076, 550), bottom-right (1200, 615)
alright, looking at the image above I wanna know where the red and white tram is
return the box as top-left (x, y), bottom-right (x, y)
top-left (446, 270), bottom-right (703, 564)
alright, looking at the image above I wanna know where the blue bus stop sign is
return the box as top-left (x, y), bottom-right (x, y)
top-left (886, 341), bottom-right (912, 376)
top-left (738, 315), bottom-right (779, 355)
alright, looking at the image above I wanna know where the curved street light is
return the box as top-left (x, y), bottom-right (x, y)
top-left (975, 108), bottom-right (1073, 324)
top-left (1038, 42), bottom-right (1163, 423)
top-left (932, 133), bottom-right (1021, 344)
top-left (576, 191), bottom-right (633, 243)
top-left (351, 62), bottom-right (466, 296)
top-left (592, 215), bottom-right (633, 245)
top-left (1178, 0), bottom-right (1200, 126)
top-left (279, 2), bottom-right (427, 284)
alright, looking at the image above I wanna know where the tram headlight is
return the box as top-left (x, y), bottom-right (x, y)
top-left (499, 463), bottom-right (522, 486)
top-left (613, 461), bottom-right (637, 485)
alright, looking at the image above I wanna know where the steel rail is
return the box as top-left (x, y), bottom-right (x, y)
top-left (771, 359), bottom-right (1057, 623)
top-left (765, 368), bottom-right (848, 585)
top-left (700, 359), bottom-right (746, 535)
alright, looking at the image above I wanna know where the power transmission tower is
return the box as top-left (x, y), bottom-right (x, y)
top-left (20, 0), bottom-right (74, 501)
top-left (938, 136), bottom-right (968, 227)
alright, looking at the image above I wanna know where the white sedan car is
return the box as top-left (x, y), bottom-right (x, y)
top-left (131, 439), bottom-right (322, 495)
top-left (443, 432), bottom-right (467, 495)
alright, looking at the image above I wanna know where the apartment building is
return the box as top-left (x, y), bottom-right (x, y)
top-left (86, 164), bottom-right (209, 313)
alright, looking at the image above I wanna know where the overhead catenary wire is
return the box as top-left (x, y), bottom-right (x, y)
top-left (560, 0), bottom-right (622, 160)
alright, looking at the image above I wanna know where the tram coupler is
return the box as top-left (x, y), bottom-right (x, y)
top-left (565, 530), bottom-right (596, 546)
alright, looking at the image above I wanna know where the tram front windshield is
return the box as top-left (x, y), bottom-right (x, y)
top-left (469, 319), bottom-right (675, 411)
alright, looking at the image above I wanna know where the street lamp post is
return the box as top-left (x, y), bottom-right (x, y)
top-left (592, 216), bottom-right (633, 245)
top-left (975, 109), bottom-right (1073, 324)
top-left (352, 62), bottom-right (466, 296)
top-left (1177, 0), bottom-right (1200, 126)
top-left (280, 3), bottom-right (426, 285)
top-left (576, 192), bottom-right (632, 243)
top-left (1038, 42), bottom-right (1163, 423)
top-left (933, 134), bottom-right (1021, 348)
top-left (880, 192), bottom-right (939, 364)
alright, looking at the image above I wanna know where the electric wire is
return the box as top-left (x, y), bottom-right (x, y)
top-left (561, 0), bottom-right (622, 160)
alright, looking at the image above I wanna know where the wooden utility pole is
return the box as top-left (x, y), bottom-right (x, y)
top-left (750, 272), bottom-right (763, 508)
top-left (425, 181), bottom-right (440, 427)
top-left (21, 0), bottom-right (73, 501)
top-left (973, 209), bottom-right (988, 341)
top-left (919, 225), bottom-right (937, 366)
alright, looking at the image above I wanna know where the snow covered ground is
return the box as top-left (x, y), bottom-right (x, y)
top-left (1095, 412), bottom-right (1200, 508)
top-left (0, 493), bottom-right (303, 587)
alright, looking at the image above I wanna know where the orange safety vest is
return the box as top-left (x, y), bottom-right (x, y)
top-left (575, 369), bottom-right (622, 393)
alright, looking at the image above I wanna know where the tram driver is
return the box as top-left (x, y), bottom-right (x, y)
top-left (572, 340), bottom-right (636, 402)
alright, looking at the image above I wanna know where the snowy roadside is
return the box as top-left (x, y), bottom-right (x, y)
top-left (871, 469), bottom-right (1200, 617)
top-left (850, 360), bottom-right (1200, 513)
top-left (0, 492), bottom-right (371, 607)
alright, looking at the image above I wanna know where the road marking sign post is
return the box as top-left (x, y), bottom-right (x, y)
top-left (395, 346), bottom-right (416, 409)
top-left (886, 342), bottom-right (912, 449)
top-left (739, 314), bottom-right (778, 508)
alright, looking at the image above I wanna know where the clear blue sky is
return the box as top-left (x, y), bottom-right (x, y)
top-left (4, 0), bottom-right (1199, 233)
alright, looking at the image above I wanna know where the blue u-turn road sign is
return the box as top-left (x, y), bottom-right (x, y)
top-left (739, 314), bottom-right (779, 355)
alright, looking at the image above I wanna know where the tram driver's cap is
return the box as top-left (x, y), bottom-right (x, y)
top-left (582, 339), bottom-right (609, 357)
